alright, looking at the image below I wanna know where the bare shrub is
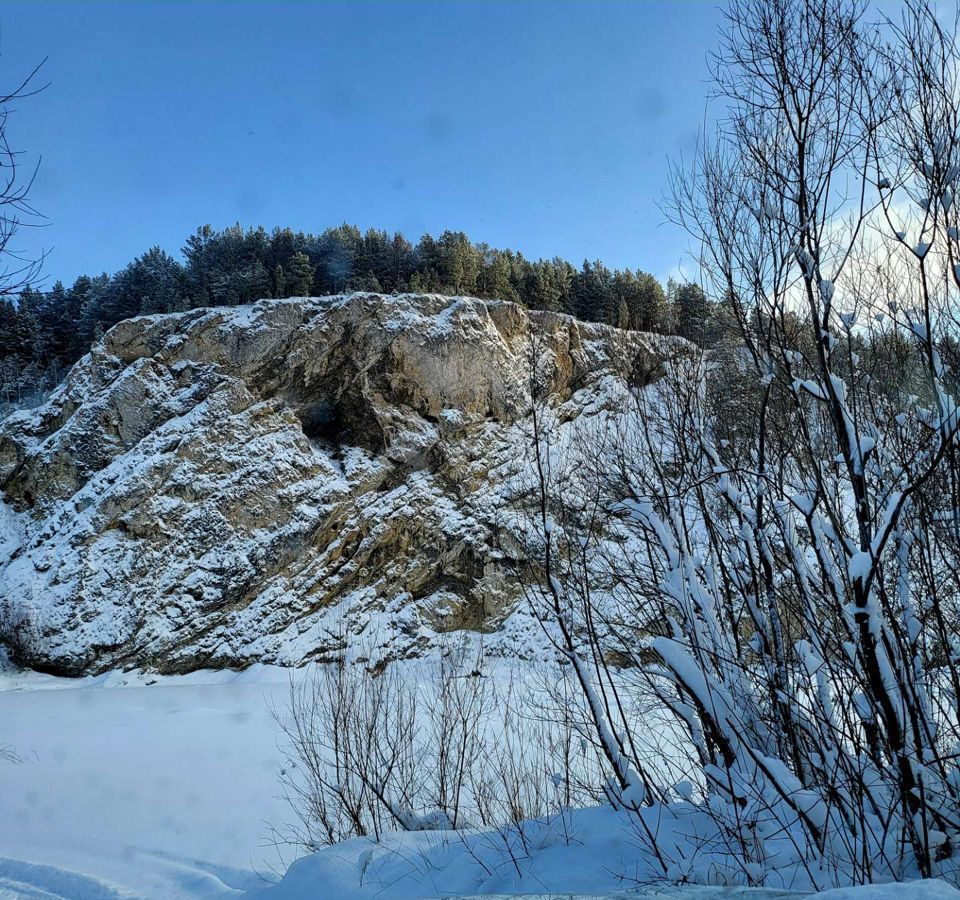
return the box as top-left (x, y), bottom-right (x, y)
top-left (272, 650), bottom-right (602, 862)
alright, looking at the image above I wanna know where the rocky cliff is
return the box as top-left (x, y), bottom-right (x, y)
top-left (0, 293), bottom-right (680, 675)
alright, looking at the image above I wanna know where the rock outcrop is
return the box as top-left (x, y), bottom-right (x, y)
top-left (0, 293), bottom-right (680, 675)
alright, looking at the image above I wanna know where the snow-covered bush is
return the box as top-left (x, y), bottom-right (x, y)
top-left (523, 0), bottom-right (960, 888)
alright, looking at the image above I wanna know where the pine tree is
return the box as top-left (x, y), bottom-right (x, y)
top-left (633, 272), bottom-right (665, 331)
top-left (16, 287), bottom-right (48, 361)
top-left (0, 298), bottom-right (28, 361)
top-left (182, 225), bottom-right (217, 306)
top-left (436, 231), bottom-right (481, 295)
top-left (386, 233), bottom-right (415, 292)
top-left (318, 224), bottom-right (362, 291)
top-left (476, 248), bottom-right (518, 303)
top-left (75, 274), bottom-right (111, 350)
top-left (284, 252), bottom-right (314, 296)
top-left (134, 247), bottom-right (184, 314)
top-left (673, 281), bottom-right (713, 346)
top-left (572, 260), bottom-right (612, 322)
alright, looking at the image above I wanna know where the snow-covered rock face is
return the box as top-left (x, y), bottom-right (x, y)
top-left (0, 293), bottom-right (680, 675)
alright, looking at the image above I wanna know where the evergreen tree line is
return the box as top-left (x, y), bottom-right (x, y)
top-left (0, 223), bottom-right (719, 410)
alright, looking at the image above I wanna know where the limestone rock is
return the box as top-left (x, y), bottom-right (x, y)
top-left (0, 293), bottom-right (683, 674)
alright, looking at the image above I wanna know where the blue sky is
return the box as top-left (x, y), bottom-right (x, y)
top-left (2, 1), bottom-right (724, 288)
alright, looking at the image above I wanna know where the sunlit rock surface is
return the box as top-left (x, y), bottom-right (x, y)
top-left (0, 293), bottom-right (682, 674)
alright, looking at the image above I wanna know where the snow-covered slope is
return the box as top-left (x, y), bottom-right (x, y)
top-left (0, 293), bottom-right (683, 675)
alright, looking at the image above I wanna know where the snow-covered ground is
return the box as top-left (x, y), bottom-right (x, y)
top-left (0, 663), bottom-right (292, 899)
top-left (3, 661), bottom-right (960, 900)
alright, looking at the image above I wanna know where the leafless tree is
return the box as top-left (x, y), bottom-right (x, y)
top-left (523, 0), bottom-right (960, 886)
top-left (0, 57), bottom-right (47, 297)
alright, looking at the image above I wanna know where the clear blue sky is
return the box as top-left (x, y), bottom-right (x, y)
top-left (2, 0), bottom-right (724, 288)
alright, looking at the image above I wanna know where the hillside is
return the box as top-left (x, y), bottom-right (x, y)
top-left (0, 292), bottom-right (683, 675)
